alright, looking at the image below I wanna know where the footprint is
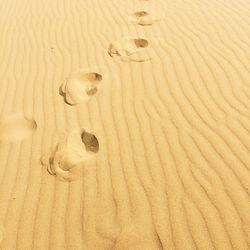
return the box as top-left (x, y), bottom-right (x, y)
top-left (60, 69), bottom-right (102, 105)
top-left (0, 114), bottom-right (37, 142)
top-left (108, 38), bottom-right (151, 62)
top-left (130, 11), bottom-right (156, 26)
top-left (41, 129), bottom-right (99, 181)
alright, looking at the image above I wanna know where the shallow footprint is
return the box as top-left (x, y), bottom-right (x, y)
top-left (0, 114), bottom-right (37, 142)
top-left (60, 69), bottom-right (102, 105)
top-left (130, 11), bottom-right (157, 26)
top-left (108, 38), bottom-right (151, 62)
top-left (41, 129), bottom-right (99, 181)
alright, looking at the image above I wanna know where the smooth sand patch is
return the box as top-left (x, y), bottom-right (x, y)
top-left (0, 114), bottom-right (36, 142)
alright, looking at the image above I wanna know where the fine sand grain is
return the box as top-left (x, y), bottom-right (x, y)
top-left (0, 0), bottom-right (249, 249)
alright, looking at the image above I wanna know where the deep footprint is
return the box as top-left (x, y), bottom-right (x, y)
top-left (60, 69), bottom-right (102, 105)
top-left (0, 114), bottom-right (37, 142)
top-left (41, 129), bottom-right (99, 181)
top-left (108, 38), bottom-right (151, 62)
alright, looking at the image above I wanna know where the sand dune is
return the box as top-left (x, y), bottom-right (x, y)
top-left (0, 0), bottom-right (249, 249)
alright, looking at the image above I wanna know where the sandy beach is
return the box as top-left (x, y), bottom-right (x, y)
top-left (0, 0), bottom-right (250, 249)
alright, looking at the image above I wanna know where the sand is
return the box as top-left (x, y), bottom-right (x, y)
top-left (0, 0), bottom-right (249, 249)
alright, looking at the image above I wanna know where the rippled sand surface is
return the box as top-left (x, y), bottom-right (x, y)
top-left (0, 0), bottom-right (249, 249)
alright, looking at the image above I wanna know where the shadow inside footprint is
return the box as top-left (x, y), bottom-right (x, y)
top-left (133, 38), bottom-right (149, 48)
top-left (81, 130), bottom-right (99, 153)
top-left (60, 70), bottom-right (102, 105)
top-left (108, 38), bottom-right (151, 62)
top-left (134, 11), bottom-right (149, 17)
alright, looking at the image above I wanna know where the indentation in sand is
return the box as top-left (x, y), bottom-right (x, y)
top-left (60, 69), bottom-right (102, 105)
top-left (108, 38), bottom-right (151, 62)
top-left (81, 130), bottom-right (99, 153)
top-left (133, 11), bottom-right (149, 18)
top-left (130, 11), bottom-right (157, 26)
top-left (41, 129), bottom-right (98, 181)
top-left (0, 114), bottom-right (37, 142)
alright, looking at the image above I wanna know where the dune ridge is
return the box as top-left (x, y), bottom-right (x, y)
top-left (0, 0), bottom-right (249, 249)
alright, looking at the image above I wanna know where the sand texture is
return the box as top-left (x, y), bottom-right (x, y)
top-left (0, 0), bottom-right (250, 249)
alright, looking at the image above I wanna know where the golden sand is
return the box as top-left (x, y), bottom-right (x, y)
top-left (0, 0), bottom-right (249, 249)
